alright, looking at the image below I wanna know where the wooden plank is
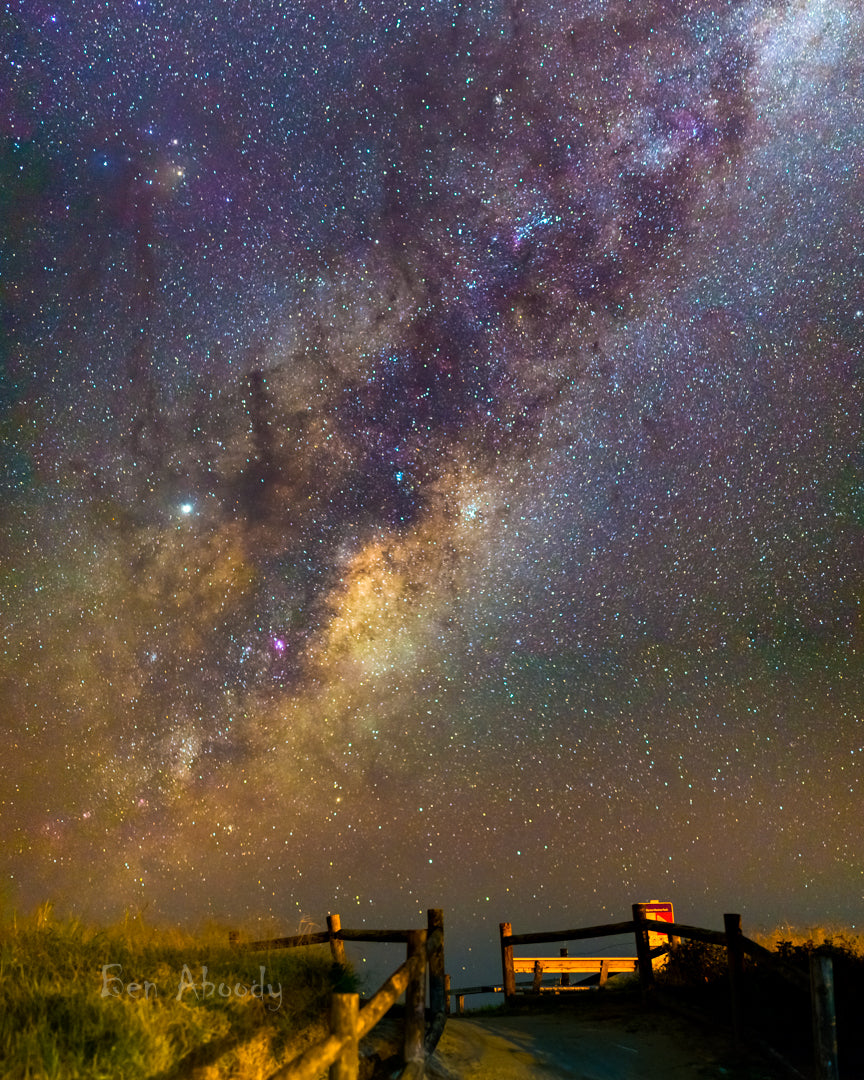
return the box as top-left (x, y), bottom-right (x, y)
top-left (724, 914), bottom-right (744, 1047)
top-left (243, 930), bottom-right (331, 951)
top-left (328, 914), bottom-right (347, 966)
top-left (335, 929), bottom-right (411, 943)
top-left (404, 930), bottom-right (427, 1072)
top-left (329, 994), bottom-right (359, 1080)
top-left (266, 1032), bottom-right (344, 1080)
top-left (427, 910), bottom-right (445, 1009)
top-left (500, 922), bottom-right (516, 1000)
top-left (356, 962), bottom-right (410, 1040)
top-left (810, 954), bottom-right (839, 1080)
top-left (512, 957), bottom-right (637, 974)
top-left (247, 925), bottom-right (434, 947)
top-left (425, 1009), bottom-right (447, 1055)
top-left (633, 904), bottom-right (654, 992)
top-left (426, 909), bottom-right (446, 1056)
top-left (504, 919), bottom-right (729, 950)
top-left (425, 926), bottom-right (444, 958)
top-left (634, 920), bottom-right (727, 947)
top-left (504, 920), bottom-right (635, 947)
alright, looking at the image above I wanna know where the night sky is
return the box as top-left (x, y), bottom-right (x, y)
top-left (2, 0), bottom-right (863, 980)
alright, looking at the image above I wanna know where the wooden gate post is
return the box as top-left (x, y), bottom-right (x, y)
top-left (724, 913), bottom-right (744, 1046)
top-left (327, 913), bottom-right (347, 966)
top-left (329, 993), bottom-right (359, 1080)
top-left (444, 974), bottom-right (451, 1015)
top-left (404, 929), bottom-right (428, 1072)
top-left (810, 953), bottom-right (839, 1080)
top-left (500, 922), bottom-right (516, 1002)
top-left (632, 904), bottom-right (654, 992)
top-left (427, 908), bottom-right (445, 1014)
top-left (425, 909), bottom-right (447, 1054)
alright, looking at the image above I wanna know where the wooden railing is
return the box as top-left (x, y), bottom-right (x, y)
top-left (499, 905), bottom-right (661, 1002)
top-left (222, 908), bottom-right (445, 1080)
top-left (178, 902), bottom-right (839, 1080)
top-left (499, 904), bottom-right (838, 1080)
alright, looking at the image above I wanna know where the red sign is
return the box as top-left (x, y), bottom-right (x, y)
top-left (642, 901), bottom-right (674, 958)
top-left (642, 901), bottom-right (674, 922)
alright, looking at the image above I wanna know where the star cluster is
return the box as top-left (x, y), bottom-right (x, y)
top-left (2, 0), bottom-right (863, 973)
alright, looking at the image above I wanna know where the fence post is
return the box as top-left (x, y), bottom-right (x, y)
top-left (327, 914), bottom-right (347, 966)
top-left (500, 922), bottom-right (516, 1002)
top-left (810, 953), bottom-right (839, 1080)
top-left (457, 994), bottom-right (465, 1015)
top-left (724, 913), bottom-right (744, 1046)
top-left (532, 960), bottom-right (543, 993)
top-left (632, 904), bottom-right (654, 992)
top-left (427, 908), bottom-right (445, 1014)
top-left (228, 930), bottom-right (239, 949)
top-left (329, 993), bottom-right (359, 1080)
top-left (404, 929), bottom-right (427, 1073)
top-left (560, 947), bottom-right (570, 987)
top-left (444, 974), bottom-right (451, 1015)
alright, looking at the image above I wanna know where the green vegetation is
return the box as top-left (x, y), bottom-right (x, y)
top-left (0, 903), bottom-right (355, 1079)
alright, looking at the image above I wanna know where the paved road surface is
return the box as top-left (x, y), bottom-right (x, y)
top-left (428, 1009), bottom-right (793, 1080)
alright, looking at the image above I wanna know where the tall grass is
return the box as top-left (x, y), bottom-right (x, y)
top-left (752, 922), bottom-right (864, 957)
top-left (0, 903), bottom-right (355, 1079)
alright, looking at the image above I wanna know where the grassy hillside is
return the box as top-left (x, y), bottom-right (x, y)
top-left (0, 904), bottom-right (355, 1080)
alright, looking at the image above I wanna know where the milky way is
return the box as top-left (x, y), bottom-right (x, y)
top-left (2, 0), bottom-right (863, 976)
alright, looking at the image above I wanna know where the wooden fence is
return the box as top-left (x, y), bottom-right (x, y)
top-left (178, 901), bottom-right (839, 1080)
top-left (220, 908), bottom-right (446, 1080)
top-left (498, 903), bottom-right (838, 1080)
top-left (498, 903), bottom-right (676, 1002)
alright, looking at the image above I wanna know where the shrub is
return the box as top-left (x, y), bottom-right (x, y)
top-left (659, 937), bottom-right (728, 986)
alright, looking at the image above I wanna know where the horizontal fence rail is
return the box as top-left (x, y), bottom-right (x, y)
top-left (502, 920), bottom-right (637, 947)
top-left (513, 957), bottom-right (638, 975)
top-left (232, 928), bottom-right (414, 951)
